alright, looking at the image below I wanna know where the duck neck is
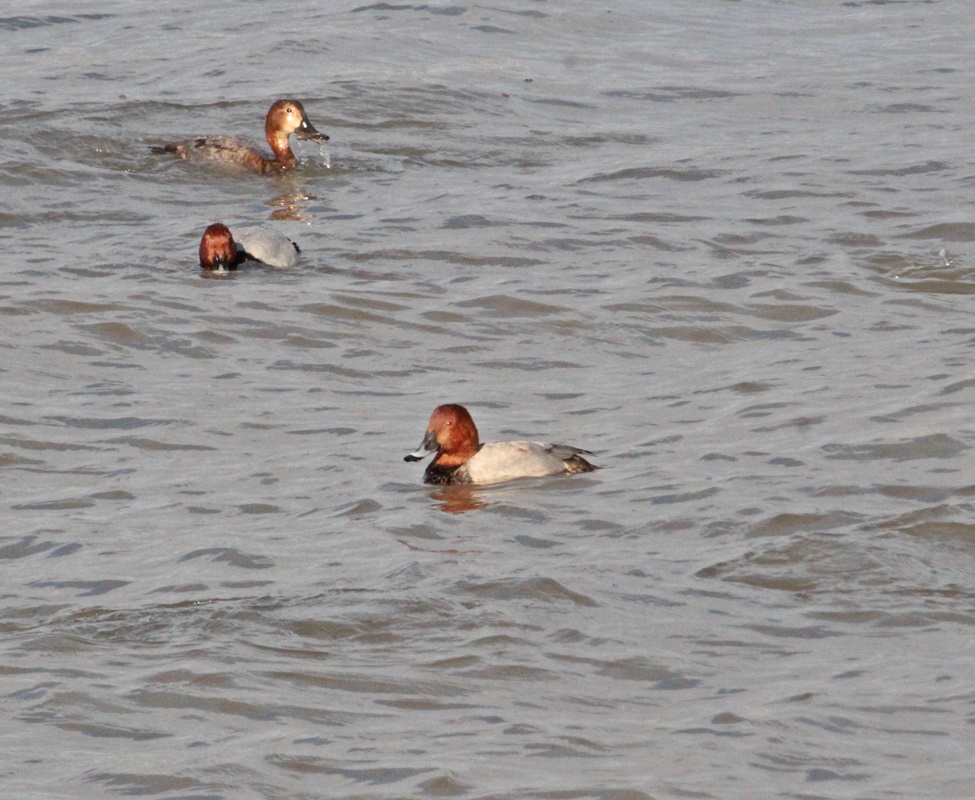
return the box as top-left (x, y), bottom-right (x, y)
top-left (434, 440), bottom-right (480, 468)
top-left (266, 128), bottom-right (298, 167)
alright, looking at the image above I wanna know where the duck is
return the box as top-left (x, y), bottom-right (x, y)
top-left (152, 99), bottom-right (328, 174)
top-left (405, 403), bottom-right (599, 486)
top-left (198, 223), bottom-right (299, 270)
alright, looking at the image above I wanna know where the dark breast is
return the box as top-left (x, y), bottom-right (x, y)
top-left (423, 463), bottom-right (471, 485)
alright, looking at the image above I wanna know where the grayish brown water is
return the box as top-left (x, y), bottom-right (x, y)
top-left (2, 2), bottom-right (974, 798)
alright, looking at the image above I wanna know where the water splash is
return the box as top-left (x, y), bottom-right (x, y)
top-left (891, 247), bottom-right (956, 280)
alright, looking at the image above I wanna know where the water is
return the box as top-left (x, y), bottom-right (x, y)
top-left (2, 1), bottom-right (974, 797)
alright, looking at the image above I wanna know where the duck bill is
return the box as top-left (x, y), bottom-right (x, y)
top-left (295, 116), bottom-right (329, 143)
top-left (404, 430), bottom-right (437, 463)
top-left (204, 253), bottom-right (235, 272)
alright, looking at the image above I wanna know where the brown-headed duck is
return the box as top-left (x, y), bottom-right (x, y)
top-left (405, 403), bottom-right (599, 485)
top-left (153, 99), bottom-right (328, 174)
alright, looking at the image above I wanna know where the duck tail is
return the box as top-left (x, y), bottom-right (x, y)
top-left (565, 453), bottom-right (599, 474)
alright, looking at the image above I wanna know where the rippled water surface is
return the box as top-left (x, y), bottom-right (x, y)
top-left (3, 2), bottom-right (975, 798)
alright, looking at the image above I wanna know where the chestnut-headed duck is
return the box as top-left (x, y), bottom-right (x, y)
top-left (198, 223), bottom-right (299, 271)
top-left (152, 99), bottom-right (328, 174)
top-left (405, 403), bottom-right (599, 486)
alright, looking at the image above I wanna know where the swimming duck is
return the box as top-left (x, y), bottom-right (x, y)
top-left (405, 403), bottom-right (599, 486)
top-left (198, 223), bottom-right (299, 270)
top-left (152, 99), bottom-right (328, 174)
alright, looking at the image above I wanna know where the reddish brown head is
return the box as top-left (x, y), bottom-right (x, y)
top-left (405, 403), bottom-right (480, 467)
top-left (199, 223), bottom-right (239, 270)
top-left (264, 99), bottom-right (329, 166)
